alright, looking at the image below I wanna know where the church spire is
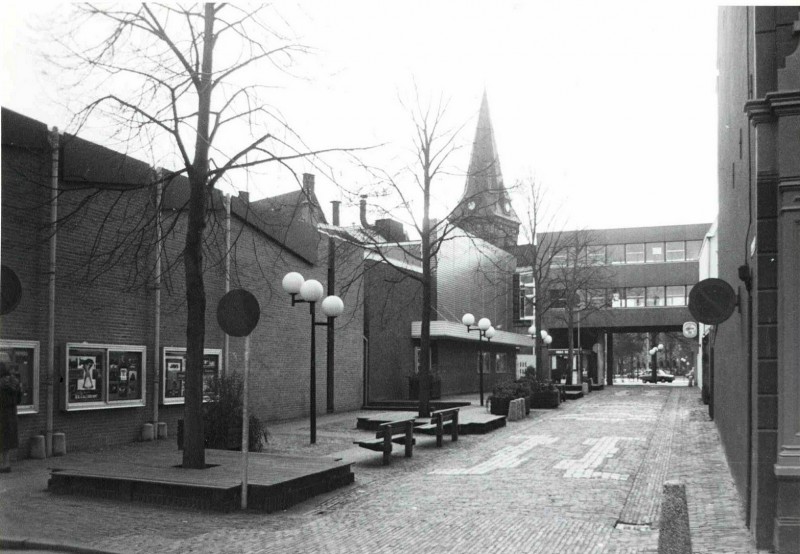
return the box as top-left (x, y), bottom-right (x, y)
top-left (453, 91), bottom-right (520, 249)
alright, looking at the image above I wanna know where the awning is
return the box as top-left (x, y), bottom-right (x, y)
top-left (411, 321), bottom-right (535, 347)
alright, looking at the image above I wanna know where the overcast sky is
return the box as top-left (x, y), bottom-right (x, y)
top-left (2, 1), bottom-right (723, 235)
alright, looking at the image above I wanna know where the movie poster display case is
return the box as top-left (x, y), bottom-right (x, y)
top-left (63, 343), bottom-right (146, 411)
top-left (0, 339), bottom-right (40, 415)
top-left (161, 347), bottom-right (222, 405)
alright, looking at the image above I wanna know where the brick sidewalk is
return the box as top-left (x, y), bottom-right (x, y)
top-left (0, 387), bottom-right (763, 553)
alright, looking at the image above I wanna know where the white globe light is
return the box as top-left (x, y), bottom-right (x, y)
top-left (478, 317), bottom-right (491, 331)
top-left (540, 330), bottom-right (548, 340)
top-left (282, 272), bottom-right (304, 294)
top-left (462, 313), bottom-right (475, 327)
top-left (658, 344), bottom-right (665, 352)
top-left (485, 326), bottom-right (497, 339)
top-left (300, 279), bottom-right (324, 302)
top-left (321, 295), bottom-right (344, 317)
top-left (527, 325), bottom-right (536, 336)
top-left (544, 335), bottom-right (553, 345)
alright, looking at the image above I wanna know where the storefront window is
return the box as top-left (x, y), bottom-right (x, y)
top-left (666, 241), bottom-right (686, 261)
top-left (65, 343), bottom-right (146, 410)
top-left (625, 244), bottom-right (645, 263)
top-left (646, 242), bottom-right (665, 263)
top-left (495, 353), bottom-right (508, 373)
top-left (162, 347), bottom-right (222, 405)
top-left (518, 271), bottom-right (535, 320)
top-left (0, 340), bottom-right (39, 414)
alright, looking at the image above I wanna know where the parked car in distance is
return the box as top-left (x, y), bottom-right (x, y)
top-left (641, 370), bottom-right (675, 383)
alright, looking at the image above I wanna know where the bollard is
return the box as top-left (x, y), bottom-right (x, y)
top-left (141, 423), bottom-right (154, 441)
top-left (29, 435), bottom-right (46, 459)
top-left (52, 432), bottom-right (66, 456)
top-left (156, 422), bottom-right (168, 439)
top-left (658, 480), bottom-right (693, 554)
top-left (507, 398), bottom-right (526, 421)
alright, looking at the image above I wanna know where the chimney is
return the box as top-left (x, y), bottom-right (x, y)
top-left (238, 190), bottom-right (250, 204)
top-left (331, 200), bottom-right (341, 226)
top-left (359, 195), bottom-right (370, 228)
top-left (302, 173), bottom-right (315, 198)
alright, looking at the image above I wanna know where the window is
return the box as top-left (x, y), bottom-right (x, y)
top-left (667, 285), bottom-right (686, 306)
top-left (610, 288), bottom-right (624, 307)
top-left (625, 287), bottom-right (645, 307)
top-left (65, 343), bottom-right (146, 410)
top-left (625, 244), bottom-right (645, 263)
top-left (551, 248), bottom-right (571, 267)
top-left (162, 347), bottom-right (223, 405)
top-left (588, 245), bottom-right (606, 265)
top-left (607, 244), bottom-right (625, 264)
top-left (646, 286), bottom-right (665, 306)
top-left (646, 242), bottom-right (665, 263)
top-left (588, 289), bottom-right (606, 308)
top-left (0, 340), bottom-right (39, 414)
top-left (495, 353), bottom-right (508, 373)
top-left (686, 240), bottom-right (702, 260)
top-left (518, 272), bottom-right (535, 320)
top-left (686, 284), bottom-right (694, 303)
top-left (666, 241), bottom-right (686, 261)
top-left (550, 288), bottom-right (567, 309)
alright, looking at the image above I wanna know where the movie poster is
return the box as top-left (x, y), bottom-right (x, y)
top-left (68, 350), bottom-right (103, 402)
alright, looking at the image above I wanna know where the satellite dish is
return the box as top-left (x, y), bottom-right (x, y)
top-left (217, 289), bottom-right (261, 337)
top-left (689, 278), bottom-right (737, 325)
top-left (1, 265), bottom-right (22, 315)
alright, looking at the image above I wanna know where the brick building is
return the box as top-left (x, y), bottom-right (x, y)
top-left (1, 108), bottom-right (364, 456)
top-left (715, 6), bottom-right (800, 552)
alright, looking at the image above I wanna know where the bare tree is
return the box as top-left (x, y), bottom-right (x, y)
top-left (53, 4), bottom-right (352, 468)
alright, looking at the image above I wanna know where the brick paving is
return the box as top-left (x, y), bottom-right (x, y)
top-left (0, 387), bottom-right (766, 553)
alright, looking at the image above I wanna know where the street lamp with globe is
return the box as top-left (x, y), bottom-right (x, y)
top-left (462, 313), bottom-right (496, 406)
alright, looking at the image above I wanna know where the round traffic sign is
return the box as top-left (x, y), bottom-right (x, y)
top-left (217, 289), bottom-right (260, 337)
top-left (682, 321), bottom-right (698, 339)
top-left (689, 278), bottom-right (737, 325)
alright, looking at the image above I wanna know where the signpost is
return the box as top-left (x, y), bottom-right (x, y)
top-left (217, 289), bottom-right (261, 510)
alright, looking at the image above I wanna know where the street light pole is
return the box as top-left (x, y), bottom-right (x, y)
top-left (462, 313), bottom-right (495, 406)
top-left (283, 272), bottom-right (344, 444)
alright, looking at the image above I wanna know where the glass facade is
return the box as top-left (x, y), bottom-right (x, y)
top-left (646, 242), bottom-right (665, 263)
top-left (626, 244), bottom-right (645, 263)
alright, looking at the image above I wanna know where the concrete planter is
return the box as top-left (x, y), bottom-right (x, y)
top-left (530, 391), bottom-right (560, 409)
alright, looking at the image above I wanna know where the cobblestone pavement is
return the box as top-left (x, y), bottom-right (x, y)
top-left (0, 387), bottom-right (765, 553)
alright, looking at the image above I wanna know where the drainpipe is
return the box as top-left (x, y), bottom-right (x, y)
top-left (153, 174), bottom-right (163, 426)
top-left (45, 127), bottom-right (59, 457)
top-left (224, 193), bottom-right (231, 376)
top-left (326, 201), bottom-right (340, 413)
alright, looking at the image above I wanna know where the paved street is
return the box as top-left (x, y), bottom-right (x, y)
top-left (0, 387), bottom-right (763, 553)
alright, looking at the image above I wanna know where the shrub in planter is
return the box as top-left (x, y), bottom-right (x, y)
top-left (203, 373), bottom-right (269, 451)
top-left (490, 381), bottom-right (524, 416)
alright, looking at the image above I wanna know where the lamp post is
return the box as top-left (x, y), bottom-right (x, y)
top-left (649, 342), bottom-right (665, 383)
top-left (540, 330), bottom-right (553, 380)
top-left (462, 313), bottom-right (495, 406)
top-left (282, 272), bottom-right (344, 444)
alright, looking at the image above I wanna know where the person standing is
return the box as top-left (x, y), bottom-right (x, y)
top-left (0, 362), bottom-right (22, 473)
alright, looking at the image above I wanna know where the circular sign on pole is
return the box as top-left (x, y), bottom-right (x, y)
top-left (682, 321), bottom-right (698, 339)
top-left (689, 278), bottom-right (737, 325)
top-left (1, 265), bottom-right (22, 315)
top-left (217, 289), bottom-right (261, 337)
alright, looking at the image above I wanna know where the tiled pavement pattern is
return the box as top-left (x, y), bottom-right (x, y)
top-left (0, 387), bottom-right (766, 553)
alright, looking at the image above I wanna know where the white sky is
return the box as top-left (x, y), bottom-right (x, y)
top-left (2, 1), bottom-right (725, 236)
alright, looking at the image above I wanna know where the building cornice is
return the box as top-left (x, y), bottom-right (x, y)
top-left (745, 90), bottom-right (800, 123)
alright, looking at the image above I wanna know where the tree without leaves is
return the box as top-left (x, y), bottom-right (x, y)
top-left (337, 90), bottom-right (518, 417)
top-left (53, 3), bottom-right (357, 468)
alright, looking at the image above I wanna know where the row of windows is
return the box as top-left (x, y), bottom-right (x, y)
top-left (517, 285), bottom-right (695, 319)
top-left (550, 240), bottom-right (703, 267)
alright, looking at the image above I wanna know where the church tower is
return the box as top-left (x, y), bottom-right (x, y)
top-left (452, 91), bottom-right (520, 250)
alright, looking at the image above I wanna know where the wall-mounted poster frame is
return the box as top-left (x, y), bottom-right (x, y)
top-left (63, 343), bottom-right (146, 411)
top-left (161, 347), bottom-right (222, 405)
top-left (0, 339), bottom-right (40, 415)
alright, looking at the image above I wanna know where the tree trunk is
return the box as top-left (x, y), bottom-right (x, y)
top-left (182, 4), bottom-right (215, 469)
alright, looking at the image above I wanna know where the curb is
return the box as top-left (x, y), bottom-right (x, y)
top-left (0, 537), bottom-right (122, 554)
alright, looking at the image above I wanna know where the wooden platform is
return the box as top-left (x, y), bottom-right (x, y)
top-left (356, 411), bottom-right (505, 434)
top-left (363, 400), bottom-right (471, 411)
top-left (47, 449), bottom-right (354, 512)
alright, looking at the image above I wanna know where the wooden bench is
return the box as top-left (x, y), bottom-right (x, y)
top-left (354, 417), bottom-right (416, 465)
top-left (415, 407), bottom-right (459, 447)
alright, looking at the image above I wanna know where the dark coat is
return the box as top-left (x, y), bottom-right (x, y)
top-left (0, 375), bottom-right (22, 452)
